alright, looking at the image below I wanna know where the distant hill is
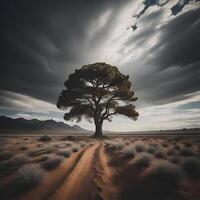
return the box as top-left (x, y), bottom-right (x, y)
top-left (106, 128), bottom-right (200, 135)
top-left (0, 116), bottom-right (89, 134)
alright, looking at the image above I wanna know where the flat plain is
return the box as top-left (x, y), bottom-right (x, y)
top-left (0, 134), bottom-right (200, 200)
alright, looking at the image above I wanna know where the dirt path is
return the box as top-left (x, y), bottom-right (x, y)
top-left (20, 146), bottom-right (90, 200)
top-left (20, 142), bottom-right (118, 200)
top-left (50, 143), bottom-right (99, 200)
top-left (97, 143), bottom-right (119, 200)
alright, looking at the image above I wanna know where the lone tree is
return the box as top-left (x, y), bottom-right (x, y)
top-left (57, 62), bottom-right (139, 138)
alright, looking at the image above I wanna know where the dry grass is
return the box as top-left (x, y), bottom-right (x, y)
top-left (12, 164), bottom-right (45, 191)
top-left (41, 154), bottom-right (63, 171)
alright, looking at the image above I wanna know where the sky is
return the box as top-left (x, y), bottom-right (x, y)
top-left (0, 0), bottom-right (200, 132)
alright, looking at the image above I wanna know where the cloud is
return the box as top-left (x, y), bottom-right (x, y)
top-left (0, 0), bottom-right (130, 103)
top-left (120, 6), bottom-right (200, 106)
top-left (0, 90), bottom-right (58, 113)
top-left (0, 0), bottom-right (199, 131)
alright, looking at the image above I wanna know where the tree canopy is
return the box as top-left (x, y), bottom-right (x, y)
top-left (57, 62), bottom-right (139, 138)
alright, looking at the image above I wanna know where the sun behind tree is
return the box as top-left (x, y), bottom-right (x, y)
top-left (57, 62), bottom-right (139, 138)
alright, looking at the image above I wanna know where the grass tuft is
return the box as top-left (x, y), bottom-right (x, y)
top-left (41, 155), bottom-right (63, 171)
top-left (121, 145), bottom-right (135, 158)
top-left (12, 164), bottom-right (45, 191)
top-left (180, 148), bottom-right (195, 157)
top-left (148, 162), bottom-right (184, 185)
top-left (0, 151), bottom-right (14, 161)
top-left (135, 153), bottom-right (151, 167)
top-left (38, 135), bottom-right (51, 142)
top-left (135, 143), bottom-right (146, 153)
top-left (182, 157), bottom-right (200, 180)
top-left (155, 150), bottom-right (166, 159)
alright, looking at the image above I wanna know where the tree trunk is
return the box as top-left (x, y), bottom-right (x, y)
top-left (94, 121), bottom-right (103, 139)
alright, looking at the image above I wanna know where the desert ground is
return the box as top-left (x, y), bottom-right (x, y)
top-left (0, 134), bottom-right (200, 200)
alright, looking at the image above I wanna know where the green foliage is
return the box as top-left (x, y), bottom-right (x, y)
top-left (57, 62), bottom-right (139, 133)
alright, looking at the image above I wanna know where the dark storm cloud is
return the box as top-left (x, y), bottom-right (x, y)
top-left (0, 0), bottom-right (199, 110)
top-left (152, 8), bottom-right (200, 68)
top-left (147, 8), bottom-right (200, 102)
top-left (124, 6), bottom-right (200, 105)
top-left (135, 0), bottom-right (198, 20)
top-left (0, 0), bottom-right (128, 104)
top-left (171, 0), bottom-right (199, 15)
top-left (135, 0), bottom-right (169, 19)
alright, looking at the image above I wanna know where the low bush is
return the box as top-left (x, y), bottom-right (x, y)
top-left (34, 155), bottom-right (49, 163)
top-left (148, 162), bottom-right (184, 185)
top-left (182, 157), bottom-right (200, 180)
top-left (167, 148), bottom-right (176, 156)
top-left (27, 148), bottom-right (45, 157)
top-left (41, 155), bottom-right (63, 171)
top-left (162, 143), bottom-right (169, 148)
top-left (0, 151), bottom-right (13, 161)
top-left (121, 145), bottom-right (135, 158)
top-left (0, 154), bottom-right (29, 173)
top-left (169, 156), bottom-right (180, 164)
top-left (58, 149), bottom-right (71, 157)
top-left (183, 142), bottom-right (192, 148)
top-left (155, 150), bottom-right (166, 159)
top-left (38, 135), bottom-right (51, 142)
top-left (180, 148), bottom-right (195, 157)
top-left (135, 143), bottom-right (145, 153)
top-left (12, 154), bottom-right (30, 166)
top-left (135, 153), bottom-right (151, 167)
top-left (19, 145), bottom-right (28, 151)
top-left (174, 145), bottom-right (181, 151)
top-left (147, 146), bottom-right (156, 154)
top-left (12, 164), bottom-right (45, 191)
top-left (61, 136), bottom-right (76, 141)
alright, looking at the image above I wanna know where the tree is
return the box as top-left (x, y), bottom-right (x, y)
top-left (57, 62), bottom-right (139, 139)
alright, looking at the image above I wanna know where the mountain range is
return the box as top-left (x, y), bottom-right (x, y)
top-left (0, 116), bottom-right (89, 134)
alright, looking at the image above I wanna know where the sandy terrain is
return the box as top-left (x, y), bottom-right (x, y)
top-left (0, 135), bottom-right (200, 200)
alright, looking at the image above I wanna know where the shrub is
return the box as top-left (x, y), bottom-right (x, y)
top-left (180, 148), bottom-right (195, 157)
top-left (62, 136), bottom-right (76, 141)
top-left (58, 149), bottom-right (71, 157)
top-left (105, 140), bottom-right (124, 150)
top-left (0, 154), bottom-right (29, 173)
top-left (182, 157), bottom-right (200, 180)
top-left (27, 148), bottom-right (45, 157)
top-left (135, 153), bottom-right (151, 167)
top-left (12, 164), bottom-right (45, 191)
top-left (167, 148), bottom-right (176, 156)
top-left (65, 142), bottom-right (73, 147)
top-left (12, 154), bottom-right (30, 166)
top-left (184, 142), bottom-right (192, 147)
top-left (79, 141), bottom-right (86, 147)
top-left (38, 135), bottom-right (51, 142)
top-left (41, 155), bottom-right (63, 171)
top-left (155, 150), bottom-right (166, 159)
top-left (147, 146), bottom-right (156, 154)
top-left (174, 145), bottom-right (181, 151)
top-left (170, 156), bottom-right (180, 164)
top-left (148, 162), bottom-right (184, 185)
top-left (19, 145), bottom-right (28, 151)
top-left (72, 146), bottom-right (79, 152)
top-left (149, 143), bottom-right (158, 148)
top-left (112, 142), bottom-right (125, 150)
top-left (162, 143), bottom-right (169, 148)
top-left (0, 151), bottom-right (13, 161)
top-left (135, 143), bottom-right (145, 153)
top-left (34, 155), bottom-right (49, 163)
top-left (44, 144), bottom-right (56, 153)
top-left (0, 160), bottom-right (12, 173)
top-left (121, 145), bottom-right (135, 158)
